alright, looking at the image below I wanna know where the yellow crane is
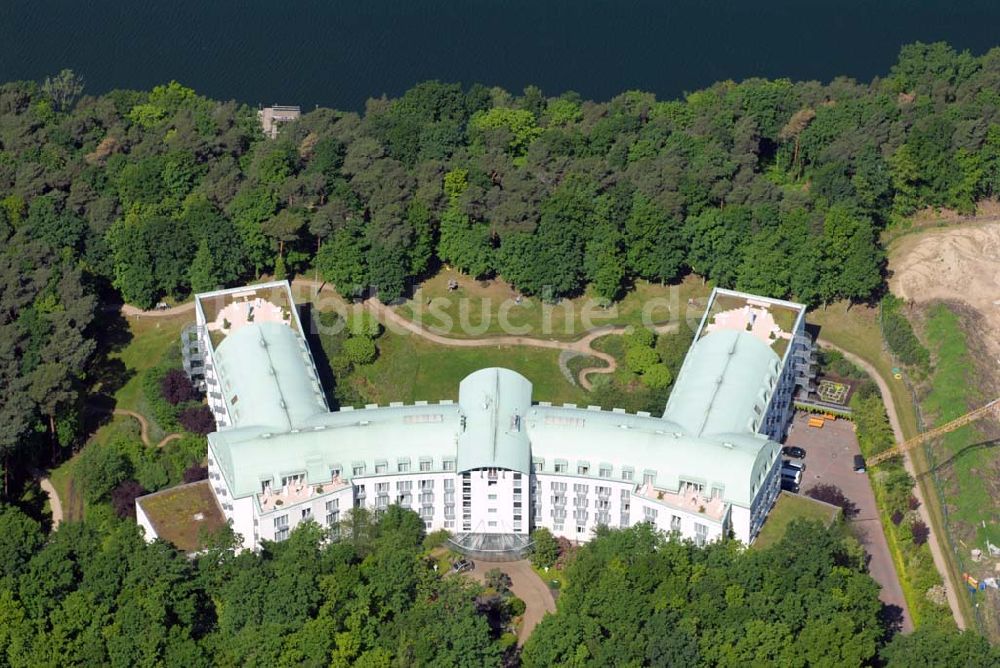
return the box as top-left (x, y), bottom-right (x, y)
top-left (866, 397), bottom-right (1000, 467)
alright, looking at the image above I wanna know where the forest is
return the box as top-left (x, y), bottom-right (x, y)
top-left (1, 501), bottom-right (996, 667)
top-left (4, 42), bottom-right (1000, 480)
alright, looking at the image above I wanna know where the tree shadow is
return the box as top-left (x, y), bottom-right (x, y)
top-left (879, 603), bottom-right (906, 639)
top-left (916, 437), bottom-right (1000, 479)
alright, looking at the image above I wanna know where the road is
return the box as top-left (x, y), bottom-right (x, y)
top-left (787, 412), bottom-right (912, 632)
top-left (817, 339), bottom-right (965, 629)
top-left (39, 477), bottom-right (63, 528)
top-left (468, 559), bottom-right (556, 644)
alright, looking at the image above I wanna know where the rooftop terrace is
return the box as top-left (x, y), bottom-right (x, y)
top-left (136, 481), bottom-right (227, 552)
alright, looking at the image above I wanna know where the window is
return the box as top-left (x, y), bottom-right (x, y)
top-left (532, 460), bottom-right (543, 472)
top-left (398, 461), bottom-right (410, 473)
top-left (577, 464), bottom-right (589, 475)
top-left (573, 483), bottom-right (589, 494)
top-left (695, 522), bottom-right (708, 547)
top-left (419, 460), bottom-right (432, 472)
top-left (274, 515), bottom-right (289, 542)
top-left (282, 474), bottom-right (304, 488)
top-left (644, 506), bottom-right (658, 521)
top-left (488, 508), bottom-right (497, 513)
top-left (325, 499), bottom-right (339, 526)
top-left (488, 494), bottom-right (497, 500)
top-left (376, 482), bottom-right (389, 493)
top-left (554, 461), bottom-right (567, 473)
top-left (671, 515), bottom-right (682, 531)
top-left (551, 482), bottom-right (567, 492)
top-left (488, 521), bottom-right (498, 527)
top-left (419, 479), bottom-right (434, 490)
top-left (396, 480), bottom-right (412, 492)
top-left (260, 479), bottom-right (272, 495)
top-left (353, 464), bottom-right (365, 476)
top-left (444, 478), bottom-right (454, 490)
top-left (330, 466), bottom-right (342, 479)
top-left (443, 459), bottom-right (455, 471)
top-left (621, 468), bottom-right (634, 481)
top-left (642, 472), bottom-right (656, 486)
top-left (301, 507), bottom-right (312, 519)
top-left (599, 465), bottom-right (612, 478)
top-left (375, 462), bottom-right (387, 474)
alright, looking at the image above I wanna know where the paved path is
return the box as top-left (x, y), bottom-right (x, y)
top-left (113, 408), bottom-right (182, 448)
top-left (120, 278), bottom-right (677, 389)
top-left (39, 477), bottom-right (62, 528)
top-left (817, 339), bottom-right (965, 629)
top-left (469, 559), bottom-right (556, 645)
top-left (787, 412), bottom-right (912, 633)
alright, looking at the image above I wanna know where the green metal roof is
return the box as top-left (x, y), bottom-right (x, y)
top-left (213, 322), bottom-right (328, 430)
top-left (456, 368), bottom-right (532, 474)
top-left (663, 329), bottom-right (780, 437)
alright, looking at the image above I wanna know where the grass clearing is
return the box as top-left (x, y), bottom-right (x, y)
top-left (394, 269), bottom-right (711, 341)
top-left (753, 492), bottom-right (841, 550)
top-left (348, 331), bottom-right (590, 407)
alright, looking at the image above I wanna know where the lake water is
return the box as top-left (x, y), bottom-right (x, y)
top-left (4, 1), bottom-right (1000, 110)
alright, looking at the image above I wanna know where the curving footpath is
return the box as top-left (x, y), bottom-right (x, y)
top-left (39, 477), bottom-right (63, 528)
top-left (817, 339), bottom-right (965, 630)
top-left (114, 408), bottom-right (183, 448)
top-left (119, 278), bottom-right (677, 389)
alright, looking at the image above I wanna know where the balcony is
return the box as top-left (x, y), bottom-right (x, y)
top-left (258, 475), bottom-right (350, 513)
top-left (635, 482), bottom-right (727, 521)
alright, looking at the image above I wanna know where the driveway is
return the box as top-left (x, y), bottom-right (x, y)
top-left (468, 559), bottom-right (556, 645)
top-left (785, 411), bottom-right (913, 633)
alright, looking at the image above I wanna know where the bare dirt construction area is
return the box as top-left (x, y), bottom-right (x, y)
top-left (888, 219), bottom-right (1000, 638)
top-left (889, 220), bottom-right (1000, 363)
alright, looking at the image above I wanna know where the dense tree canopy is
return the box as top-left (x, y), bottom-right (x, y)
top-left (0, 504), bottom-right (508, 667)
top-left (4, 40), bottom-right (1000, 488)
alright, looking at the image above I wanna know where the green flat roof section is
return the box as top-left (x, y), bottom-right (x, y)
top-left (457, 368), bottom-right (532, 474)
top-left (214, 322), bottom-right (328, 431)
top-left (663, 329), bottom-right (780, 437)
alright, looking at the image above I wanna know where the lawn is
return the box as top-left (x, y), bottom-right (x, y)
top-left (348, 331), bottom-right (590, 407)
top-left (753, 492), bottom-right (841, 550)
top-left (394, 268), bottom-right (712, 341)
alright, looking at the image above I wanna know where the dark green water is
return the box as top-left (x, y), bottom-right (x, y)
top-left (3, 1), bottom-right (999, 109)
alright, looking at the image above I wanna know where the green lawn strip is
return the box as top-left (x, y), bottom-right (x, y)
top-left (752, 492), bottom-right (840, 551)
top-left (348, 332), bottom-right (590, 407)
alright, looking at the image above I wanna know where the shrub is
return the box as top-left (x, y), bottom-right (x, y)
top-left (641, 363), bottom-right (673, 389)
top-left (183, 465), bottom-right (208, 483)
top-left (530, 527), bottom-right (559, 569)
top-left (341, 336), bottom-right (377, 365)
top-left (805, 483), bottom-right (859, 518)
top-left (77, 442), bottom-right (131, 503)
top-left (485, 568), bottom-right (513, 595)
top-left (881, 295), bottom-right (930, 369)
top-left (111, 480), bottom-right (146, 519)
top-left (911, 520), bottom-right (930, 546)
top-left (625, 345), bottom-right (659, 374)
top-left (891, 510), bottom-right (904, 526)
top-left (160, 368), bottom-right (198, 405)
top-left (507, 596), bottom-right (526, 617)
top-left (908, 495), bottom-right (921, 510)
top-left (624, 326), bottom-right (655, 349)
top-left (422, 528), bottom-right (450, 551)
top-left (179, 405), bottom-right (215, 434)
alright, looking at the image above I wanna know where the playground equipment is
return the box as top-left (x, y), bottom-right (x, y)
top-left (866, 397), bottom-right (1000, 466)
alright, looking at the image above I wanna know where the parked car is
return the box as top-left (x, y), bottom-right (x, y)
top-left (782, 459), bottom-right (805, 473)
top-left (853, 454), bottom-right (867, 473)
top-left (782, 446), bottom-right (806, 459)
top-left (450, 558), bottom-right (474, 574)
top-left (780, 467), bottom-right (802, 485)
top-left (780, 477), bottom-right (800, 493)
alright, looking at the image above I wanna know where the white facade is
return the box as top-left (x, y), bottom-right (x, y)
top-left (188, 283), bottom-right (809, 554)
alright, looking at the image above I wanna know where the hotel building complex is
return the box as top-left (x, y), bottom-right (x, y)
top-left (139, 281), bottom-right (814, 555)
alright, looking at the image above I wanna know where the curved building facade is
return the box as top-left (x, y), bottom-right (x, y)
top-left (174, 282), bottom-right (811, 553)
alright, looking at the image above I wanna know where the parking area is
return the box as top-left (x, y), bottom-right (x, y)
top-left (784, 411), bottom-right (913, 633)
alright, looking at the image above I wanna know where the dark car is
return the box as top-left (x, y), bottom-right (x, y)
top-left (782, 446), bottom-right (806, 459)
top-left (450, 558), bottom-right (474, 574)
top-left (780, 477), bottom-right (799, 493)
top-left (853, 454), bottom-right (867, 473)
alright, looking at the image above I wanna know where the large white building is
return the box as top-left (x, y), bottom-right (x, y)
top-left (153, 281), bottom-right (813, 555)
